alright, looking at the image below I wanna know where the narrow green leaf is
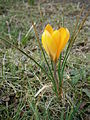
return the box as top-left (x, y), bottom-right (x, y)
top-left (60, 110), bottom-right (64, 120)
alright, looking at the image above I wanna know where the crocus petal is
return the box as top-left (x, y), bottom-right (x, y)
top-left (45, 24), bottom-right (53, 35)
top-left (42, 30), bottom-right (57, 60)
top-left (52, 30), bottom-right (61, 61)
top-left (56, 27), bottom-right (70, 60)
top-left (52, 30), bottom-right (61, 47)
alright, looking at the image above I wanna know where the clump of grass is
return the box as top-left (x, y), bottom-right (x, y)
top-left (0, 4), bottom-right (88, 98)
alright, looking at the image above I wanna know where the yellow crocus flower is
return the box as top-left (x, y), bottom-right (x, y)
top-left (42, 24), bottom-right (70, 62)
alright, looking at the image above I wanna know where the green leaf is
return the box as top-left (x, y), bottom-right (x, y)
top-left (28, 0), bottom-right (34, 5)
top-left (70, 69), bottom-right (80, 85)
top-left (60, 110), bottom-right (64, 120)
top-left (82, 88), bottom-right (90, 98)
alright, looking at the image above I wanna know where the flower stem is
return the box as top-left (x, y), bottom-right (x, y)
top-left (54, 62), bottom-right (63, 98)
top-left (54, 62), bottom-right (59, 95)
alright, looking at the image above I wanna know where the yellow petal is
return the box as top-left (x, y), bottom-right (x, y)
top-left (56, 27), bottom-right (70, 60)
top-left (45, 24), bottom-right (53, 34)
top-left (42, 30), bottom-right (57, 61)
top-left (52, 30), bottom-right (61, 61)
top-left (52, 30), bottom-right (61, 47)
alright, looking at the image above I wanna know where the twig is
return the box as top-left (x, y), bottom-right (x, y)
top-left (34, 84), bottom-right (52, 97)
